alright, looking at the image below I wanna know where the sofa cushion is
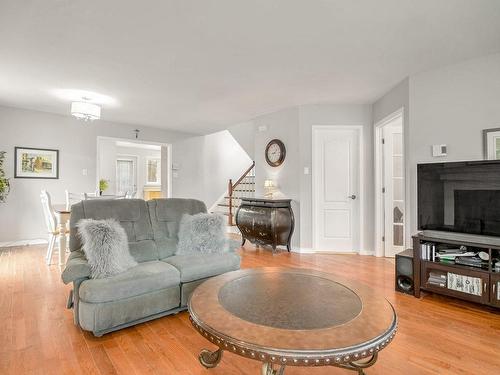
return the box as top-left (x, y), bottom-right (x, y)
top-left (79, 261), bottom-right (180, 303)
top-left (69, 199), bottom-right (154, 255)
top-left (147, 199), bottom-right (207, 258)
top-left (176, 213), bottom-right (227, 255)
top-left (162, 253), bottom-right (240, 283)
top-left (77, 218), bottom-right (138, 279)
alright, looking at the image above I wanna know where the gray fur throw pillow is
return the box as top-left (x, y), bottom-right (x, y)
top-left (77, 218), bottom-right (137, 279)
top-left (176, 213), bottom-right (228, 255)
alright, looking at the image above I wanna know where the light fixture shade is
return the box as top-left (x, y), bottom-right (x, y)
top-left (71, 101), bottom-right (101, 121)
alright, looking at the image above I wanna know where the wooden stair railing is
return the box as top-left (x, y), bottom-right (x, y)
top-left (227, 161), bottom-right (255, 226)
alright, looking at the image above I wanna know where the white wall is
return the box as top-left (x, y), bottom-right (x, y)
top-left (0, 105), bottom-right (190, 242)
top-left (228, 121), bottom-right (256, 159)
top-left (171, 130), bottom-right (252, 206)
top-left (253, 107), bottom-right (301, 248)
top-left (408, 52), bottom-right (500, 235)
top-left (97, 138), bottom-right (117, 193)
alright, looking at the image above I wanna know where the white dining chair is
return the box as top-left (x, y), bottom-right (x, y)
top-left (84, 191), bottom-right (99, 199)
top-left (65, 190), bottom-right (84, 206)
top-left (40, 190), bottom-right (68, 265)
top-left (125, 191), bottom-right (136, 199)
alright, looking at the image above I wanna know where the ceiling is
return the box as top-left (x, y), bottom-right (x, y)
top-left (1, 1), bottom-right (500, 135)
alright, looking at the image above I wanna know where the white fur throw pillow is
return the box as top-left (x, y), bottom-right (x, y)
top-left (77, 218), bottom-right (137, 279)
top-left (176, 213), bottom-right (228, 255)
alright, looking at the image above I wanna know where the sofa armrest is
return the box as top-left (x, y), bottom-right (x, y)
top-left (61, 250), bottom-right (91, 284)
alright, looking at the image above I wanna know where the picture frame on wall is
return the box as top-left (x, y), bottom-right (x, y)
top-left (14, 147), bottom-right (59, 179)
top-left (483, 127), bottom-right (500, 160)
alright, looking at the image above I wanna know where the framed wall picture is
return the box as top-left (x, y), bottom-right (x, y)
top-left (14, 147), bottom-right (59, 179)
top-left (483, 127), bottom-right (500, 160)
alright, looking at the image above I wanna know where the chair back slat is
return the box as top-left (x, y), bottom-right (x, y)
top-left (40, 190), bottom-right (57, 233)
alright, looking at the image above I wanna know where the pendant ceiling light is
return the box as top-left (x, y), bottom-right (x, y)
top-left (71, 100), bottom-right (101, 121)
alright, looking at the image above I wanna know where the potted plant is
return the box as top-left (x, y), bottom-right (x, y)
top-left (0, 151), bottom-right (10, 203)
top-left (99, 179), bottom-right (109, 196)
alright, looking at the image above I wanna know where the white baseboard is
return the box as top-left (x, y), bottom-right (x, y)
top-left (359, 249), bottom-right (374, 256)
top-left (293, 247), bottom-right (374, 255)
top-left (293, 247), bottom-right (314, 253)
top-left (0, 238), bottom-right (47, 248)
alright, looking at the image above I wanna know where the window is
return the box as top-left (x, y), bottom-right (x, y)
top-left (116, 158), bottom-right (136, 195)
top-left (146, 158), bottom-right (161, 184)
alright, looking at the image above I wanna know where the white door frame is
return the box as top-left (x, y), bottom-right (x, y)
top-left (374, 108), bottom-right (405, 257)
top-left (96, 136), bottom-right (172, 198)
top-left (312, 125), bottom-right (365, 253)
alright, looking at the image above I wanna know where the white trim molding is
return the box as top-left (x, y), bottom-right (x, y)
top-left (374, 107), bottom-right (405, 258)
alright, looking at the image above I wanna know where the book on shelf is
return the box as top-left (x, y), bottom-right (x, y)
top-left (429, 271), bottom-right (446, 280)
top-left (420, 242), bottom-right (436, 261)
top-left (454, 256), bottom-right (488, 269)
top-left (436, 252), bottom-right (476, 259)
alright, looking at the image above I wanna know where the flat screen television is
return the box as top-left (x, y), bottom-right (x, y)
top-left (418, 160), bottom-right (500, 237)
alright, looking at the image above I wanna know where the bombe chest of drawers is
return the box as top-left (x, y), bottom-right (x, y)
top-left (235, 197), bottom-right (294, 253)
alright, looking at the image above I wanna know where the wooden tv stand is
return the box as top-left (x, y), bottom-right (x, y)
top-left (413, 233), bottom-right (500, 308)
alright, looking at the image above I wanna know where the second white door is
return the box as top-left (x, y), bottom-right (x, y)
top-left (313, 127), bottom-right (361, 252)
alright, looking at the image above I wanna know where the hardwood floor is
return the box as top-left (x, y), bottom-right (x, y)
top-left (1, 243), bottom-right (499, 375)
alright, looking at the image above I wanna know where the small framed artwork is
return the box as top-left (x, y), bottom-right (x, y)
top-left (483, 128), bottom-right (500, 160)
top-left (14, 147), bottom-right (59, 179)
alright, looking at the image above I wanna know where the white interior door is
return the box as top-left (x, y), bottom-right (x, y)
top-left (382, 121), bottom-right (404, 257)
top-left (116, 158), bottom-right (137, 196)
top-left (313, 127), bottom-right (360, 252)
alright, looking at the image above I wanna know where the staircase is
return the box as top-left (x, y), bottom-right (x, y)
top-left (212, 162), bottom-right (255, 226)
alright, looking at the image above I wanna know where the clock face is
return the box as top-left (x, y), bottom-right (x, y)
top-left (265, 139), bottom-right (286, 167)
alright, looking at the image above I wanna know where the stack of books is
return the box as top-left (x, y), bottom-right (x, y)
top-left (427, 271), bottom-right (446, 288)
top-left (436, 249), bottom-right (476, 264)
top-left (455, 256), bottom-right (488, 269)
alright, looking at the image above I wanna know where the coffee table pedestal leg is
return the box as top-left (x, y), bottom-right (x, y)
top-left (199, 348), bottom-right (223, 368)
top-left (338, 353), bottom-right (378, 375)
top-left (262, 363), bottom-right (286, 375)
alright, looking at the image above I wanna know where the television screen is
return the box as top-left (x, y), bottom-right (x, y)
top-left (418, 160), bottom-right (500, 237)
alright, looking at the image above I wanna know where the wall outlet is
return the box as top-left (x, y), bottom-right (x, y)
top-left (432, 144), bottom-right (447, 157)
top-left (82, 168), bottom-right (88, 176)
top-left (303, 167), bottom-right (310, 175)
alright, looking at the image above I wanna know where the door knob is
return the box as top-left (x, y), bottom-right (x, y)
top-left (348, 194), bottom-right (357, 200)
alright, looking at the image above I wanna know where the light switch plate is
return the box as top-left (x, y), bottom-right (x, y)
top-left (432, 144), bottom-right (447, 157)
top-left (304, 167), bottom-right (310, 175)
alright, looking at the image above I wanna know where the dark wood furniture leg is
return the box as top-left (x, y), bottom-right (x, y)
top-left (262, 363), bottom-right (286, 375)
top-left (199, 348), bottom-right (223, 368)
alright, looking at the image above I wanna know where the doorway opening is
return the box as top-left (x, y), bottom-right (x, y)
top-left (375, 109), bottom-right (405, 257)
top-left (312, 125), bottom-right (364, 253)
top-left (96, 137), bottom-right (171, 200)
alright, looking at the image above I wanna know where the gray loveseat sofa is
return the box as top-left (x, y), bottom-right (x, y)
top-left (61, 198), bottom-right (241, 337)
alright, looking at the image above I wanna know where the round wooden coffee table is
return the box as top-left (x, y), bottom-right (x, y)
top-left (188, 267), bottom-right (397, 374)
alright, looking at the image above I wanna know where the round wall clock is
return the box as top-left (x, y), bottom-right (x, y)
top-left (265, 139), bottom-right (286, 167)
